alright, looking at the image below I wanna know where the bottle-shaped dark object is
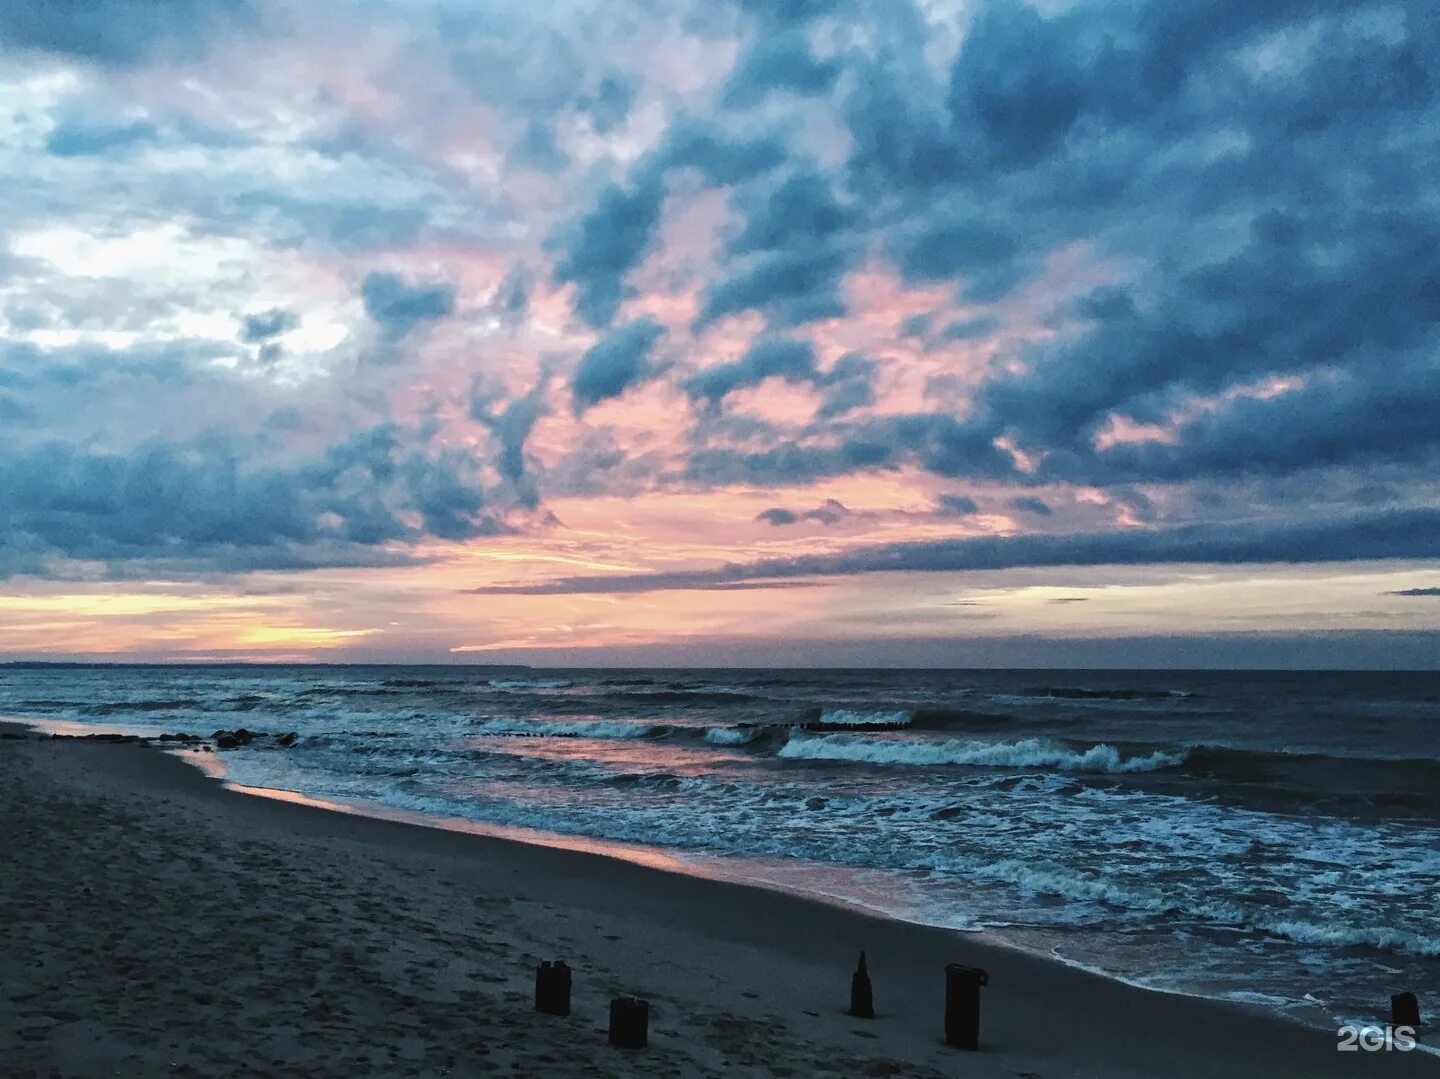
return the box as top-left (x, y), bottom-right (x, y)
top-left (849, 951), bottom-right (875, 1018)
top-left (944, 963), bottom-right (988, 1050)
top-left (535, 960), bottom-right (571, 1016)
top-left (1393, 992), bottom-right (1421, 1027)
top-left (609, 996), bottom-right (649, 1048)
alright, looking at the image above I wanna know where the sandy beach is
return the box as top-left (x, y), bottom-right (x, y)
top-left (1, 724), bottom-right (1434, 1079)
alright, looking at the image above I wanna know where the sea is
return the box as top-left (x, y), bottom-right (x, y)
top-left (3, 664), bottom-right (1437, 1033)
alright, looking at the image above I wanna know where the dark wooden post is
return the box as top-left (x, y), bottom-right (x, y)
top-left (849, 951), bottom-right (874, 1018)
top-left (944, 963), bottom-right (988, 1050)
top-left (1393, 992), bottom-right (1421, 1027)
top-left (535, 960), bottom-right (571, 1016)
top-left (609, 996), bottom-right (649, 1048)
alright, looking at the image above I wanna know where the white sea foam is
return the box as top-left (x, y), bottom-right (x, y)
top-left (777, 734), bottom-right (1187, 773)
top-left (469, 717), bottom-right (654, 739)
top-left (705, 726), bottom-right (759, 746)
top-left (1261, 919), bottom-right (1440, 958)
top-left (813, 708), bottom-right (912, 727)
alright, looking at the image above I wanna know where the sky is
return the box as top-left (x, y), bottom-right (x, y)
top-left (1, 0), bottom-right (1438, 668)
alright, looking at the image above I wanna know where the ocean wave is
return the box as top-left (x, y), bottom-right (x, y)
top-left (1182, 744), bottom-right (1440, 785)
top-left (81, 698), bottom-right (205, 715)
top-left (804, 708), bottom-right (912, 731)
top-left (488, 678), bottom-right (575, 690)
top-left (1021, 687), bottom-right (1190, 701)
top-left (909, 707), bottom-right (1014, 730)
top-left (776, 734), bottom-right (1187, 773)
top-left (608, 689), bottom-right (762, 706)
top-left (468, 717), bottom-right (661, 740)
top-left (982, 860), bottom-right (1440, 959)
top-left (705, 726), bottom-right (762, 746)
top-left (1261, 919), bottom-right (1440, 959)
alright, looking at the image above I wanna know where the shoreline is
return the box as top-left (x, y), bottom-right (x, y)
top-left (2, 723), bottom-right (1435, 1077)
top-left (8, 714), bottom-right (1424, 1036)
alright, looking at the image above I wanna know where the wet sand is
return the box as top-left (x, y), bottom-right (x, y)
top-left (1, 724), bottom-right (1435, 1078)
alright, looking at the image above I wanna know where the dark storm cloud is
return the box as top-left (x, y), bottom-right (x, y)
top-left (572, 318), bottom-right (664, 412)
top-left (815, 353), bottom-right (875, 419)
top-left (552, 176), bottom-right (664, 328)
top-left (1388, 588), bottom-right (1440, 597)
top-left (639, 0), bottom-right (1440, 499)
top-left (755, 508), bottom-right (797, 526)
top-left (885, 2), bottom-right (1438, 488)
top-left (239, 308), bottom-right (299, 343)
top-left (696, 246), bottom-right (849, 329)
top-left (0, 0), bottom-right (251, 64)
top-left (936, 494), bottom-right (979, 516)
top-left (45, 119), bottom-right (159, 157)
top-left (735, 0), bottom-right (839, 25)
top-left (685, 336), bottom-right (816, 407)
top-left (722, 30), bottom-right (841, 109)
top-left (465, 507), bottom-right (1440, 595)
top-left (471, 380), bottom-right (548, 509)
top-left (938, 316), bottom-right (999, 343)
top-left (755, 499), bottom-right (849, 527)
top-left (729, 171), bottom-right (855, 258)
top-left (491, 267), bottom-right (531, 316)
top-left (1010, 496), bottom-right (1052, 517)
top-left (360, 272), bottom-right (456, 338)
top-left (550, 122), bottom-right (788, 327)
top-left (230, 194), bottom-right (433, 255)
top-left (0, 427), bottom-right (499, 576)
top-left (584, 75), bottom-right (634, 135)
top-left (7, 0), bottom-right (1440, 592)
top-left (0, 340), bottom-right (231, 407)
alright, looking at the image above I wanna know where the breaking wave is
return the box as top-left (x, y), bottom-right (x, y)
top-left (776, 734), bottom-right (1187, 773)
top-left (467, 717), bottom-right (661, 740)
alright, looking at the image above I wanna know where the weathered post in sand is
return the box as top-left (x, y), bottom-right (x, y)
top-left (1393, 991), bottom-right (1421, 1028)
top-left (609, 996), bottom-right (649, 1048)
top-left (944, 963), bottom-right (988, 1050)
top-left (535, 960), bottom-right (571, 1016)
top-left (849, 951), bottom-right (875, 1018)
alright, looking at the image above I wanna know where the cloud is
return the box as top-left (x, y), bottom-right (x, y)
top-left (550, 122), bottom-right (788, 328)
top-left (471, 379), bottom-right (549, 509)
top-left (722, 30), bottom-right (841, 110)
top-left (936, 494), bottom-right (979, 516)
top-left (585, 75), bottom-right (634, 135)
top-left (552, 176), bottom-right (665, 328)
top-left (755, 508), bottom-right (797, 526)
top-left (1010, 496), bottom-right (1052, 517)
top-left (572, 317), bottom-right (664, 412)
top-left (696, 246), bottom-right (849, 329)
top-left (465, 508), bottom-right (1440, 594)
top-left (360, 272), bottom-right (455, 338)
top-left (816, 353), bottom-right (875, 418)
top-left (736, 0), bottom-right (838, 24)
top-left (685, 336), bottom-right (817, 408)
top-left (3, 0), bottom-right (1439, 617)
top-left (1388, 588), bottom-right (1440, 597)
top-left (0, 427), bottom-right (501, 576)
top-left (491, 267), bottom-right (531, 316)
top-left (804, 497), bottom-right (849, 525)
top-left (45, 119), bottom-right (159, 157)
top-left (239, 308), bottom-right (299, 343)
top-left (938, 316), bottom-right (1000, 343)
top-left (0, 0), bottom-right (251, 64)
top-left (755, 498), bottom-right (849, 527)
